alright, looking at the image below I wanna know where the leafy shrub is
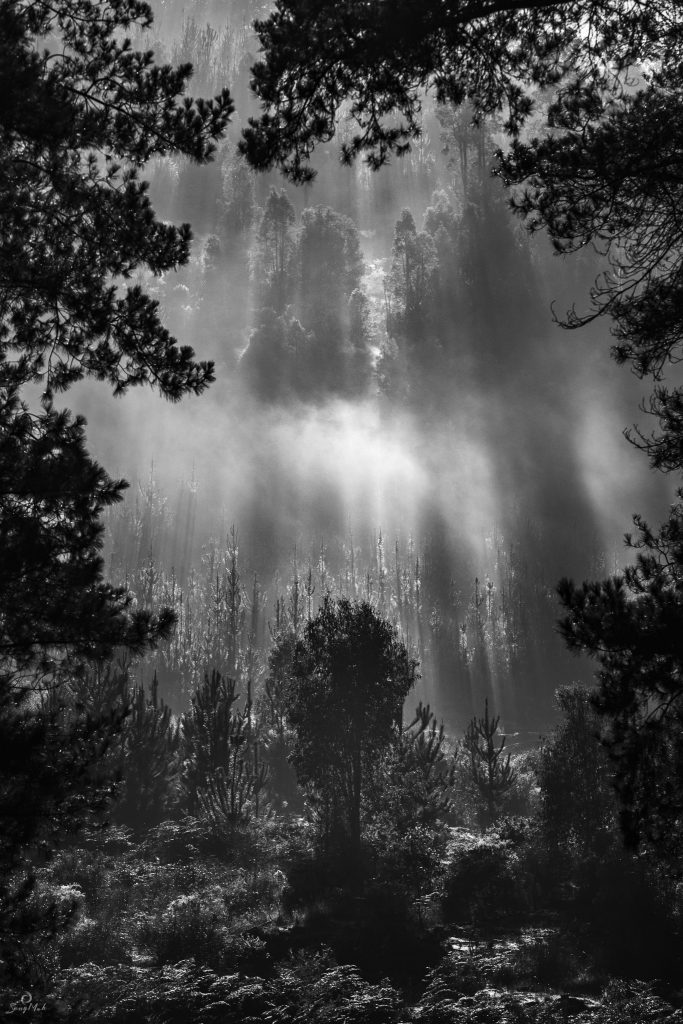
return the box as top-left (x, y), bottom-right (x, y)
top-left (52, 960), bottom-right (270, 1023)
top-left (511, 928), bottom-right (580, 989)
top-left (420, 947), bottom-right (489, 1003)
top-left (139, 817), bottom-right (212, 863)
top-left (280, 848), bottom-right (350, 915)
top-left (591, 981), bottom-right (683, 1024)
top-left (442, 836), bottom-right (530, 924)
top-left (134, 892), bottom-right (228, 970)
top-left (44, 849), bottom-right (112, 913)
top-left (58, 915), bottom-right (132, 967)
top-left (578, 851), bottom-right (682, 979)
top-left (263, 951), bottom-right (401, 1023)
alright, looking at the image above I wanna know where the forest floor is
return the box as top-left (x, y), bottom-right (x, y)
top-left (7, 822), bottom-right (683, 1023)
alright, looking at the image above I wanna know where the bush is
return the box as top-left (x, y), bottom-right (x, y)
top-left (51, 961), bottom-right (270, 1023)
top-left (420, 948), bottom-right (489, 1004)
top-left (442, 835), bottom-right (531, 925)
top-left (58, 916), bottom-right (132, 968)
top-left (134, 892), bottom-right (228, 970)
top-left (44, 848), bottom-right (112, 914)
top-left (139, 817), bottom-right (211, 863)
top-left (577, 850), bottom-right (682, 979)
top-left (263, 951), bottom-right (401, 1024)
top-left (592, 981), bottom-right (683, 1024)
top-left (512, 928), bottom-right (581, 989)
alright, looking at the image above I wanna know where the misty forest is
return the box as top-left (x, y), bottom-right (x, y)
top-left (4, 0), bottom-right (683, 1019)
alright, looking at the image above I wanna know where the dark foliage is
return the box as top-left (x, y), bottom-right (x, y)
top-left (243, 202), bottom-right (370, 401)
top-left (0, 0), bottom-right (232, 399)
top-left (535, 686), bottom-right (682, 976)
top-left (240, 0), bottom-right (669, 182)
top-left (281, 597), bottom-right (417, 853)
top-left (537, 686), bottom-right (617, 864)
top-left (559, 503), bottom-right (683, 870)
top-left (365, 703), bottom-right (455, 907)
top-left (182, 669), bottom-right (268, 825)
top-left (0, 0), bottom-right (232, 984)
top-left (463, 700), bottom-right (516, 827)
top-left (0, 680), bottom-right (124, 983)
top-left (114, 672), bottom-right (180, 831)
top-left (443, 833), bottom-right (531, 925)
top-left (500, 74), bottom-right (683, 472)
top-left (0, 393), bottom-right (174, 669)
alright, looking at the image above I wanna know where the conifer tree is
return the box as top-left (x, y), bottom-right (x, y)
top-left (253, 187), bottom-right (295, 310)
top-left (368, 702), bottom-right (455, 902)
top-left (220, 150), bottom-right (256, 242)
top-left (181, 669), bottom-right (264, 823)
top-left (0, 0), bottom-right (232, 979)
top-left (463, 699), bottom-right (516, 827)
top-left (114, 672), bottom-right (180, 831)
top-left (1, 0), bottom-right (233, 655)
top-left (538, 686), bottom-right (616, 861)
top-left (240, 0), bottom-right (667, 184)
top-left (559, 500), bottom-right (683, 869)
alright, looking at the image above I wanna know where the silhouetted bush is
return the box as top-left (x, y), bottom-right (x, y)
top-left (442, 834), bottom-right (531, 924)
top-left (59, 916), bottom-right (133, 968)
top-left (134, 892), bottom-right (228, 970)
top-left (512, 928), bottom-right (582, 989)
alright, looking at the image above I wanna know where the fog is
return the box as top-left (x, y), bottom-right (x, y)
top-left (60, 0), bottom-right (675, 731)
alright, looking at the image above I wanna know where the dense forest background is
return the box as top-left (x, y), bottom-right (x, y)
top-left (66, 0), bottom-right (672, 735)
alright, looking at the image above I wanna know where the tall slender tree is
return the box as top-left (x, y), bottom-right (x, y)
top-left (463, 699), bottom-right (516, 827)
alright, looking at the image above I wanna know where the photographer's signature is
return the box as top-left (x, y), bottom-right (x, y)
top-left (8, 992), bottom-right (47, 1015)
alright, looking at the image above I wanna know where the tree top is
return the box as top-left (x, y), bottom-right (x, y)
top-left (240, 0), bottom-right (675, 182)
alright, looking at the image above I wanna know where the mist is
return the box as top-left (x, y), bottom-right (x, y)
top-left (60, 4), bottom-right (674, 732)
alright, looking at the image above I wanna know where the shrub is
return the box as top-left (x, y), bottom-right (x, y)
top-left (139, 817), bottom-right (212, 863)
top-left (51, 961), bottom-right (270, 1023)
top-left (512, 928), bottom-right (580, 989)
top-left (134, 892), bottom-right (228, 970)
top-left (44, 849), bottom-right (112, 914)
top-left (592, 981), bottom-right (683, 1024)
top-left (263, 951), bottom-right (401, 1023)
top-left (58, 915), bottom-right (132, 968)
top-left (442, 836), bottom-right (531, 925)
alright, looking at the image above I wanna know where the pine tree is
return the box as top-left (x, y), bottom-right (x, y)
top-left (1, 0), bottom-right (231, 400)
top-left (115, 672), bottom-right (180, 831)
top-left (220, 149), bottom-right (256, 242)
top-left (253, 187), bottom-right (295, 310)
top-left (240, 0), bottom-right (666, 183)
top-left (538, 686), bottom-right (617, 862)
top-left (558, 498), bottom-right (683, 869)
top-left (367, 702), bottom-right (455, 904)
top-left (463, 699), bottom-right (516, 827)
top-left (0, 392), bottom-right (174, 671)
top-left (181, 669), bottom-right (265, 824)
top-left (0, 0), bottom-right (232, 980)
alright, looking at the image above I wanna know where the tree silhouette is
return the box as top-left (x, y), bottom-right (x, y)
top-left (0, 0), bottom-right (231, 980)
top-left (499, 79), bottom-right (683, 472)
top-left (240, 0), bottom-right (668, 182)
top-left (282, 597), bottom-right (417, 854)
top-left (463, 699), bottom-right (516, 827)
top-left (559, 498), bottom-right (683, 870)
